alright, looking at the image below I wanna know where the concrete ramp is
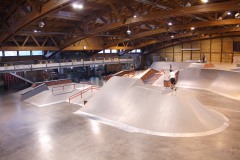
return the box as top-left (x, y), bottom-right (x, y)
top-left (151, 62), bottom-right (191, 70)
top-left (76, 76), bottom-right (228, 137)
top-left (178, 68), bottom-right (240, 99)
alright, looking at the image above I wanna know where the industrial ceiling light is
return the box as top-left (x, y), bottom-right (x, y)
top-left (201, 0), bottom-right (208, 3)
top-left (235, 12), bottom-right (240, 19)
top-left (227, 12), bottom-right (231, 15)
top-left (168, 22), bottom-right (172, 26)
top-left (33, 29), bottom-right (38, 33)
top-left (38, 21), bottom-right (45, 28)
top-left (190, 27), bottom-right (195, 30)
top-left (83, 45), bottom-right (86, 50)
top-left (133, 15), bottom-right (137, 18)
top-left (127, 26), bottom-right (131, 35)
top-left (171, 35), bottom-right (174, 38)
top-left (72, 3), bottom-right (83, 9)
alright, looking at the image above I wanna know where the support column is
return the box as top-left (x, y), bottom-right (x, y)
top-left (220, 38), bottom-right (223, 63)
top-left (210, 39), bottom-right (212, 62)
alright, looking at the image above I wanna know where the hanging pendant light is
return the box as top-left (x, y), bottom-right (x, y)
top-left (127, 26), bottom-right (131, 35)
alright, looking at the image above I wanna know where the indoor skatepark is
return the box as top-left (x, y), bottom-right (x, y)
top-left (1, 0), bottom-right (240, 159)
top-left (1, 62), bottom-right (240, 159)
top-left (11, 62), bottom-right (239, 137)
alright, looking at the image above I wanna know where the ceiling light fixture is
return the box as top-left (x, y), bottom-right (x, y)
top-left (168, 22), bottom-right (172, 26)
top-left (235, 12), bottom-right (240, 19)
top-left (201, 0), bottom-right (208, 3)
top-left (133, 15), bottom-right (137, 18)
top-left (171, 35), bottom-right (174, 38)
top-left (34, 29), bottom-right (38, 33)
top-left (38, 21), bottom-right (45, 28)
top-left (72, 3), bottom-right (83, 9)
top-left (127, 26), bottom-right (131, 35)
top-left (227, 12), bottom-right (231, 15)
top-left (190, 27), bottom-right (195, 30)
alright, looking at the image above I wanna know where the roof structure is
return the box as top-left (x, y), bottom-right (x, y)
top-left (0, 0), bottom-right (239, 55)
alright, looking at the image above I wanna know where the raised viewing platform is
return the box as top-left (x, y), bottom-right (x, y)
top-left (0, 57), bottom-right (134, 73)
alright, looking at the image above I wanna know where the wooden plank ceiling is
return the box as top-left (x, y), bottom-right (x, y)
top-left (0, 0), bottom-right (239, 55)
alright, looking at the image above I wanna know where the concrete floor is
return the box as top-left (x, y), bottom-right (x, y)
top-left (0, 87), bottom-right (240, 160)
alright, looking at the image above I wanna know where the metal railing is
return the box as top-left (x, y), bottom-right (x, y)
top-left (0, 57), bottom-right (134, 73)
top-left (52, 83), bottom-right (76, 94)
top-left (68, 86), bottom-right (100, 103)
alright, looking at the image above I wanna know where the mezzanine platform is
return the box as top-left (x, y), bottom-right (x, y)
top-left (0, 58), bottom-right (134, 73)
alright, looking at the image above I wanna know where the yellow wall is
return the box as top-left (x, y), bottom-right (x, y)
top-left (154, 37), bottom-right (240, 63)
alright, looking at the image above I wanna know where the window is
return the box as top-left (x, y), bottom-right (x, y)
top-left (19, 51), bottom-right (30, 56)
top-left (32, 50), bottom-right (43, 55)
top-left (136, 49), bottom-right (141, 53)
top-left (5, 51), bottom-right (17, 56)
top-left (111, 49), bottom-right (118, 53)
top-left (98, 50), bottom-right (104, 53)
top-left (0, 51), bottom-right (2, 57)
top-left (104, 49), bottom-right (111, 53)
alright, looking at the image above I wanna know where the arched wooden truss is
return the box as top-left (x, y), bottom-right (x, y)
top-left (0, 0), bottom-right (240, 56)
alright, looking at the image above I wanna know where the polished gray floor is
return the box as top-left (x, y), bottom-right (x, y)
top-left (0, 88), bottom-right (240, 160)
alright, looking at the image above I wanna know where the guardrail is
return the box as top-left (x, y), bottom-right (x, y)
top-left (68, 86), bottom-right (100, 103)
top-left (52, 83), bottom-right (76, 94)
top-left (0, 58), bottom-right (134, 73)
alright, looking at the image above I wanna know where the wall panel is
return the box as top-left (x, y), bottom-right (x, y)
top-left (223, 38), bottom-right (233, 52)
top-left (174, 45), bottom-right (182, 52)
top-left (174, 53), bottom-right (182, 62)
top-left (165, 46), bottom-right (173, 52)
top-left (211, 38), bottom-right (221, 52)
top-left (211, 53), bottom-right (220, 62)
top-left (192, 51), bottom-right (200, 60)
top-left (192, 41), bottom-right (200, 49)
top-left (183, 52), bottom-right (191, 61)
top-left (201, 40), bottom-right (210, 52)
top-left (153, 36), bottom-right (239, 64)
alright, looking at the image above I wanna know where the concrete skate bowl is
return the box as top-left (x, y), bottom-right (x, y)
top-left (177, 68), bottom-right (240, 100)
top-left (75, 76), bottom-right (229, 137)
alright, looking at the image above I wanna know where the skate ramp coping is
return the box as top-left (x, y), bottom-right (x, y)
top-left (76, 76), bottom-right (229, 137)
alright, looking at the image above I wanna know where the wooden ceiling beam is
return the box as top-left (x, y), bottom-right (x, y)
top-left (0, 46), bottom-right (57, 51)
top-left (134, 0), bottom-right (169, 9)
top-left (136, 27), bottom-right (240, 48)
top-left (105, 19), bottom-right (240, 48)
top-left (0, 0), bottom-right (78, 43)
top-left (31, 36), bottom-right (40, 47)
top-left (108, 1), bottom-right (124, 24)
top-left (26, 0), bottom-right (42, 13)
top-left (0, 0), bottom-right (26, 27)
top-left (218, 11), bottom-right (228, 20)
top-left (59, 1), bottom-right (240, 50)
top-left (145, 32), bottom-right (240, 54)
top-left (11, 37), bottom-right (20, 47)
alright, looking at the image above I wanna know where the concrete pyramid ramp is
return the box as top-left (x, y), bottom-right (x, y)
top-left (76, 77), bottom-right (229, 137)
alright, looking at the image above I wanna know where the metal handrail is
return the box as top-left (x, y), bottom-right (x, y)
top-left (68, 86), bottom-right (100, 103)
top-left (52, 83), bottom-right (76, 94)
